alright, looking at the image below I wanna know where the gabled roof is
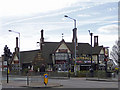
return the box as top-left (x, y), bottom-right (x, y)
top-left (42, 42), bottom-right (60, 64)
top-left (42, 41), bottom-right (91, 63)
top-left (12, 41), bottom-right (104, 65)
top-left (42, 41), bottom-right (74, 64)
top-left (92, 46), bottom-right (103, 54)
top-left (20, 49), bottom-right (40, 64)
top-left (53, 39), bottom-right (72, 53)
top-left (42, 42), bottom-right (103, 60)
top-left (77, 43), bottom-right (91, 54)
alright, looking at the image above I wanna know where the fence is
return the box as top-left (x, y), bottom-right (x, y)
top-left (86, 71), bottom-right (118, 81)
top-left (2, 71), bottom-right (68, 87)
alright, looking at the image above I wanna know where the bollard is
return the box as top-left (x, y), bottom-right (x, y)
top-left (44, 74), bottom-right (48, 86)
top-left (27, 73), bottom-right (29, 86)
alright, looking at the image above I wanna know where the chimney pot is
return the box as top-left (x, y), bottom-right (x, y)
top-left (94, 36), bottom-right (98, 47)
top-left (16, 37), bottom-right (18, 48)
top-left (72, 28), bottom-right (77, 43)
top-left (15, 37), bottom-right (19, 52)
top-left (40, 29), bottom-right (44, 50)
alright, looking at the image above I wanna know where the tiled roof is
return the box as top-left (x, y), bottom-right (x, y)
top-left (92, 46), bottom-right (103, 54)
top-left (20, 49), bottom-right (40, 64)
top-left (18, 41), bottom-right (103, 64)
top-left (77, 43), bottom-right (91, 54)
top-left (42, 42), bottom-right (60, 64)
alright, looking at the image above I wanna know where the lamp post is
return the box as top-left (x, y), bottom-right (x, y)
top-left (64, 15), bottom-right (76, 28)
top-left (8, 30), bottom-right (21, 72)
top-left (64, 15), bottom-right (77, 76)
top-left (88, 30), bottom-right (93, 70)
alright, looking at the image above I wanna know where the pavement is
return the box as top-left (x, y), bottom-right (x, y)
top-left (1, 77), bottom-right (118, 88)
top-left (86, 77), bottom-right (118, 82)
top-left (2, 80), bottom-right (62, 88)
top-left (26, 82), bottom-right (63, 88)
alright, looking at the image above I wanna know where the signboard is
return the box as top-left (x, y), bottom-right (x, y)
top-left (58, 49), bottom-right (68, 53)
top-left (76, 60), bottom-right (95, 64)
top-left (73, 56), bottom-right (93, 61)
top-left (73, 56), bottom-right (94, 64)
top-left (104, 48), bottom-right (109, 57)
top-left (3, 61), bottom-right (7, 65)
top-left (55, 60), bottom-right (66, 64)
top-left (44, 74), bottom-right (48, 85)
top-left (8, 68), bottom-right (10, 74)
top-left (104, 47), bottom-right (109, 61)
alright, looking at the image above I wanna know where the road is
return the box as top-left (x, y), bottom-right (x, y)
top-left (57, 78), bottom-right (118, 88)
top-left (1, 76), bottom-right (119, 88)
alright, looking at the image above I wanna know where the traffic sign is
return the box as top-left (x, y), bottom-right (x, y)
top-left (45, 75), bottom-right (48, 78)
top-left (44, 74), bottom-right (48, 85)
top-left (8, 68), bottom-right (9, 74)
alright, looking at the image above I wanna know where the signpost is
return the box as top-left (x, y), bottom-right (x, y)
top-left (104, 47), bottom-right (109, 73)
top-left (44, 74), bottom-right (48, 86)
top-left (4, 45), bottom-right (11, 83)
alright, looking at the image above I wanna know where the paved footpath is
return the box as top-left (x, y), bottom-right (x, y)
top-left (1, 77), bottom-right (119, 88)
top-left (2, 80), bottom-right (62, 88)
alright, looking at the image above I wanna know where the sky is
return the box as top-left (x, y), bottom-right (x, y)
top-left (0, 0), bottom-right (119, 58)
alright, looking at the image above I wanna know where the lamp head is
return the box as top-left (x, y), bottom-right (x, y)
top-left (88, 30), bottom-right (90, 32)
top-left (8, 30), bottom-right (12, 32)
top-left (64, 15), bottom-right (68, 17)
top-left (88, 30), bottom-right (90, 34)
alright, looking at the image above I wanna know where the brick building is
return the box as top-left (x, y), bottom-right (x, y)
top-left (7, 29), bottom-right (109, 72)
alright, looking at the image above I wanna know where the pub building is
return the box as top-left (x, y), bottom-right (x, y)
top-left (5, 29), bottom-right (109, 72)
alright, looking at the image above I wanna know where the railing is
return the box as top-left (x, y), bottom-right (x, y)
top-left (86, 71), bottom-right (118, 81)
top-left (2, 71), bottom-right (68, 86)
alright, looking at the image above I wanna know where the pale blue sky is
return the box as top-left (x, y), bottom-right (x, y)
top-left (0, 0), bottom-right (119, 57)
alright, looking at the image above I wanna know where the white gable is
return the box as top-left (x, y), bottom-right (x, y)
top-left (13, 55), bottom-right (19, 61)
top-left (56, 42), bottom-right (71, 53)
top-left (100, 48), bottom-right (104, 54)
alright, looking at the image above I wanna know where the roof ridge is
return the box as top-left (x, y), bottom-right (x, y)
top-left (44, 42), bottom-right (90, 44)
top-left (20, 49), bottom-right (40, 53)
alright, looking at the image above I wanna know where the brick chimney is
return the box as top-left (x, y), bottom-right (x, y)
top-left (72, 28), bottom-right (78, 56)
top-left (94, 36), bottom-right (98, 47)
top-left (40, 29), bottom-right (44, 50)
top-left (72, 28), bottom-right (77, 44)
top-left (15, 37), bottom-right (19, 53)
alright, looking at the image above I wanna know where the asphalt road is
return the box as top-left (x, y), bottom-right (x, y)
top-left (1, 76), bottom-right (119, 88)
top-left (55, 78), bottom-right (118, 88)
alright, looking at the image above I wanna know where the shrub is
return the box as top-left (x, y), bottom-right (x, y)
top-left (22, 68), bottom-right (29, 75)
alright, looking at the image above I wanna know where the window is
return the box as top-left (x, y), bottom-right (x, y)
top-left (99, 54), bottom-right (105, 61)
top-left (55, 53), bottom-right (70, 60)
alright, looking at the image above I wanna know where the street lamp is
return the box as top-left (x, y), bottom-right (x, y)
top-left (8, 30), bottom-right (21, 72)
top-left (88, 30), bottom-right (93, 70)
top-left (64, 15), bottom-right (76, 28)
top-left (64, 15), bottom-right (77, 76)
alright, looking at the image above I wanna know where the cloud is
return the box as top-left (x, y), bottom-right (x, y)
top-left (2, 1), bottom-right (117, 27)
top-left (0, 0), bottom-right (80, 17)
top-left (97, 24), bottom-right (118, 33)
top-left (107, 7), bottom-right (117, 11)
top-left (0, 1), bottom-right (118, 56)
top-left (77, 15), bottom-right (117, 27)
top-left (0, 0), bottom-right (118, 17)
top-left (1, 6), bottom-right (96, 26)
top-left (78, 14), bottom-right (91, 17)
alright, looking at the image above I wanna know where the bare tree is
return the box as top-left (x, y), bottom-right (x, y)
top-left (110, 40), bottom-right (119, 66)
top-left (118, 37), bottom-right (120, 67)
